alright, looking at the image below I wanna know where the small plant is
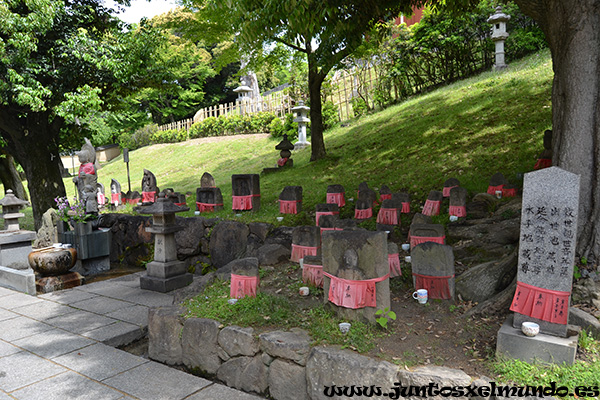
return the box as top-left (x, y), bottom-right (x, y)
top-left (573, 265), bottom-right (582, 280)
top-left (54, 196), bottom-right (71, 223)
top-left (581, 256), bottom-right (588, 265)
top-left (449, 304), bottom-right (457, 313)
top-left (375, 307), bottom-right (397, 329)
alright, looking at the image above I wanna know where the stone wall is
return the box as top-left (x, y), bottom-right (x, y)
top-left (98, 214), bottom-right (292, 271)
top-left (149, 306), bottom-right (495, 400)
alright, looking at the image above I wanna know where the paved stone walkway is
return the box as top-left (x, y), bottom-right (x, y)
top-left (0, 272), bottom-right (263, 399)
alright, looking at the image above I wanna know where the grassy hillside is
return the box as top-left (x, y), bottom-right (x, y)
top-left (57, 49), bottom-right (552, 225)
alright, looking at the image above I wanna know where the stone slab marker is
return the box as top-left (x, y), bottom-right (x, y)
top-left (321, 230), bottom-right (390, 323)
top-left (201, 172), bottom-right (216, 188)
top-left (411, 242), bottom-right (455, 300)
top-left (510, 167), bottom-right (580, 337)
top-left (232, 174), bottom-right (260, 211)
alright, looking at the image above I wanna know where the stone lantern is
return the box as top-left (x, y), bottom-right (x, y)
top-left (138, 194), bottom-right (193, 292)
top-left (275, 134), bottom-right (295, 167)
top-left (0, 190), bottom-right (28, 231)
top-left (292, 101), bottom-right (311, 150)
top-left (233, 82), bottom-right (253, 115)
top-left (487, 6), bottom-right (511, 70)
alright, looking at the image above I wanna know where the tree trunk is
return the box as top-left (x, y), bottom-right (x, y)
top-left (515, 0), bottom-right (600, 263)
top-left (307, 53), bottom-right (327, 162)
top-left (0, 110), bottom-right (66, 230)
top-left (0, 152), bottom-right (28, 201)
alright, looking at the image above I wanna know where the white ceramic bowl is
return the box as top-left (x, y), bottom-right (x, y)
top-left (276, 217), bottom-right (284, 222)
top-left (299, 286), bottom-right (309, 296)
top-left (521, 321), bottom-right (540, 337)
top-left (449, 215), bottom-right (458, 222)
top-left (401, 244), bottom-right (410, 251)
top-left (405, 256), bottom-right (411, 263)
top-left (227, 298), bottom-right (238, 305)
top-left (339, 322), bottom-right (351, 334)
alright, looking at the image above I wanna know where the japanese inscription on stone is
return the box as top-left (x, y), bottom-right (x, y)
top-left (511, 167), bottom-right (580, 337)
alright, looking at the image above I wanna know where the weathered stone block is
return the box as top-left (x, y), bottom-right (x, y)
top-left (259, 330), bottom-right (311, 366)
top-left (148, 306), bottom-right (185, 365)
top-left (182, 318), bottom-right (222, 374)
top-left (217, 355), bottom-right (269, 394)
top-left (218, 325), bottom-right (259, 357)
top-left (268, 359), bottom-right (308, 400)
top-left (306, 346), bottom-right (398, 400)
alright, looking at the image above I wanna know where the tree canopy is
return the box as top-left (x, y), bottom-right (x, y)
top-left (0, 0), bottom-right (172, 226)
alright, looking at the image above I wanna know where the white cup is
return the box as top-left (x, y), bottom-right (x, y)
top-left (412, 289), bottom-right (428, 304)
top-left (227, 298), bottom-right (238, 305)
top-left (449, 215), bottom-right (458, 222)
top-left (339, 322), bottom-right (351, 334)
top-left (405, 256), bottom-right (411, 263)
top-left (299, 286), bottom-right (309, 296)
top-left (235, 213), bottom-right (242, 217)
top-left (277, 216), bottom-right (284, 222)
top-left (194, 211), bottom-right (200, 216)
top-left (495, 190), bottom-right (502, 199)
top-left (401, 244), bottom-right (410, 251)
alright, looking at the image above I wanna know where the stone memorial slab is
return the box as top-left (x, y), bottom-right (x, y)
top-left (291, 226), bottom-right (321, 262)
top-left (230, 257), bottom-right (259, 299)
top-left (409, 223), bottom-right (445, 248)
top-left (110, 179), bottom-right (122, 206)
top-left (510, 166), bottom-right (580, 337)
top-left (449, 187), bottom-right (467, 218)
top-left (315, 203), bottom-right (339, 225)
top-left (196, 187), bottom-right (224, 212)
top-left (232, 174), bottom-right (260, 211)
top-left (326, 184), bottom-right (346, 208)
top-left (411, 242), bottom-right (455, 300)
top-left (321, 230), bottom-right (390, 323)
top-left (379, 184), bottom-right (392, 201)
top-left (201, 172), bottom-right (216, 188)
top-left (488, 172), bottom-right (507, 195)
top-left (279, 186), bottom-right (303, 214)
top-left (422, 190), bottom-right (443, 216)
top-left (443, 178), bottom-right (460, 197)
top-left (392, 192), bottom-right (411, 213)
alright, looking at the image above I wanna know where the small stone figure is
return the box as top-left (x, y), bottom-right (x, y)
top-left (141, 169), bottom-right (159, 204)
top-left (73, 138), bottom-right (98, 215)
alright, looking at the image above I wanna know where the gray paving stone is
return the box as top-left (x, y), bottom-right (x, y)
top-left (52, 343), bottom-right (148, 381)
top-left (0, 351), bottom-right (67, 392)
top-left (81, 321), bottom-right (145, 347)
top-left (38, 289), bottom-right (99, 305)
top-left (188, 384), bottom-right (265, 399)
top-left (103, 360), bottom-right (211, 400)
top-left (0, 316), bottom-right (53, 341)
top-left (0, 390), bottom-right (13, 399)
top-left (0, 293), bottom-right (42, 310)
top-left (75, 279), bottom-right (133, 293)
top-left (12, 328), bottom-right (94, 359)
top-left (117, 290), bottom-right (173, 308)
top-left (44, 310), bottom-right (116, 334)
top-left (0, 287), bottom-right (17, 298)
top-left (11, 301), bottom-right (78, 321)
top-left (11, 371), bottom-right (124, 400)
top-left (0, 341), bottom-right (21, 358)
top-left (106, 304), bottom-right (149, 326)
top-left (0, 309), bottom-right (18, 322)
top-left (70, 296), bottom-right (134, 315)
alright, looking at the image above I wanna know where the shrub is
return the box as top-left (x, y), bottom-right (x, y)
top-left (119, 123), bottom-right (157, 150)
top-left (350, 97), bottom-right (368, 118)
top-left (322, 100), bottom-right (339, 130)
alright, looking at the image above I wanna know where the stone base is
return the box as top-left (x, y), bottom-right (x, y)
top-left (36, 272), bottom-right (85, 294)
top-left (70, 255), bottom-right (110, 276)
top-left (294, 141), bottom-right (310, 150)
top-left (496, 314), bottom-right (578, 365)
top-left (513, 311), bottom-right (567, 337)
top-left (0, 266), bottom-right (36, 295)
top-left (140, 273), bottom-right (193, 293)
top-left (146, 260), bottom-right (187, 279)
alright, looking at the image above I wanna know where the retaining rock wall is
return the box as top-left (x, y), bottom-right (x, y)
top-left (148, 306), bottom-right (507, 400)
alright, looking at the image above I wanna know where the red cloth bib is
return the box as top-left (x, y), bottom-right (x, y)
top-left (413, 273), bottom-right (454, 300)
top-left (290, 244), bottom-right (319, 263)
top-left (510, 281), bottom-right (570, 325)
top-left (410, 235), bottom-right (445, 249)
top-left (388, 253), bottom-right (401, 277)
top-left (279, 200), bottom-right (300, 214)
top-left (230, 274), bottom-right (258, 299)
top-left (302, 263), bottom-right (323, 288)
top-left (422, 199), bottom-right (441, 216)
top-left (142, 191), bottom-right (156, 203)
top-left (326, 192), bottom-right (345, 208)
top-left (377, 208), bottom-right (399, 225)
top-left (354, 207), bottom-right (373, 220)
top-left (324, 272), bottom-right (389, 309)
top-left (232, 194), bottom-right (259, 210)
top-left (449, 205), bottom-right (466, 217)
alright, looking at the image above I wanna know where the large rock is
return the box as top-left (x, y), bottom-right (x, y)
top-left (268, 359), bottom-right (308, 400)
top-left (258, 244), bottom-right (291, 265)
top-left (219, 326), bottom-right (260, 357)
top-left (249, 222), bottom-right (272, 242)
top-left (209, 221), bottom-right (250, 268)
top-left (148, 306), bottom-right (185, 365)
top-left (217, 355), bottom-right (269, 394)
top-left (181, 318), bottom-right (223, 374)
top-left (455, 251), bottom-right (517, 303)
top-left (172, 272), bottom-right (215, 304)
top-left (264, 226), bottom-right (294, 249)
top-left (259, 330), bottom-right (311, 366)
top-left (569, 307), bottom-right (600, 339)
top-left (306, 346), bottom-right (398, 400)
top-left (398, 365), bottom-right (472, 388)
top-left (175, 217), bottom-right (205, 258)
